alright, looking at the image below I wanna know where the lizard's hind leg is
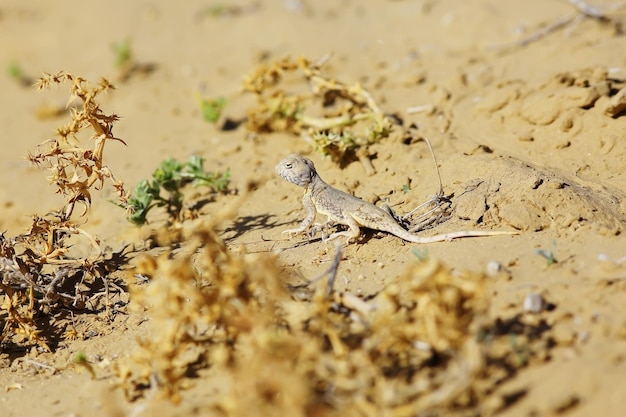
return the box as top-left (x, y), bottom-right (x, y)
top-left (324, 217), bottom-right (361, 243)
top-left (382, 203), bottom-right (412, 230)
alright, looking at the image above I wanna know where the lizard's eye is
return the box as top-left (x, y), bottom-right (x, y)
top-left (285, 163), bottom-right (292, 169)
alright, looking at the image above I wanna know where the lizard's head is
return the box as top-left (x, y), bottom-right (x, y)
top-left (276, 154), bottom-right (316, 187)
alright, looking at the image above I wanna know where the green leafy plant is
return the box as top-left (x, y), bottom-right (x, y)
top-left (125, 155), bottom-right (230, 225)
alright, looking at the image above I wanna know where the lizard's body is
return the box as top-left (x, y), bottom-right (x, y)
top-left (276, 154), bottom-right (517, 244)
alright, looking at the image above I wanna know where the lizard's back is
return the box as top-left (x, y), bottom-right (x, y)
top-left (312, 182), bottom-right (409, 234)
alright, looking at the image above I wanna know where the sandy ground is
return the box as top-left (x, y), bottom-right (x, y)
top-left (2, 0), bottom-right (626, 416)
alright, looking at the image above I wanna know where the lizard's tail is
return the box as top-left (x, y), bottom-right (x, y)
top-left (407, 230), bottom-right (519, 244)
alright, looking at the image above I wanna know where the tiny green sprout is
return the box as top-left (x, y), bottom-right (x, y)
top-left (73, 350), bottom-right (96, 379)
top-left (206, 4), bottom-right (226, 16)
top-left (123, 155), bottom-right (230, 225)
top-left (535, 239), bottom-right (557, 266)
top-left (402, 184), bottom-right (410, 194)
top-left (75, 350), bottom-right (88, 362)
top-left (508, 333), bottom-right (529, 367)
top-left (196, 94), bottom-right (227, 123)
top-left (112, 39), bottom-right (133, 69)
top-left (7, 62), bottom-right (23, 80)
top-left (412, 247), bottom-right (429, 262)
top-left (7, 62), bottom-right (32, 87)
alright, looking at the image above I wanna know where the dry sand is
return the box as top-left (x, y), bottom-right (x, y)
top-left (2, 1), bottom-right (626, 416)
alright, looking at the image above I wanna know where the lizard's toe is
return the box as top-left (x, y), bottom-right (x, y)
top-left (282, 229), bottom-right (301, 238)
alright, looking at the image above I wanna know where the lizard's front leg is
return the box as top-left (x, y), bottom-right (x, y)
top-left (310, 220), bottom-right (336, 241)
top-left (282, 192), bottom-right (317, 238)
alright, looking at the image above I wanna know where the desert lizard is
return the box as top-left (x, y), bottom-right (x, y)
top-left (275, 154), bottom-right (517, 244)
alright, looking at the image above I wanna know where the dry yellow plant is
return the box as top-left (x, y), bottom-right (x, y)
top-left (30, 71), bottom-right (128, 218)
top-left (242, 56), bottom-right (391, 165)
top-left (116, 218), bottom-right (287, 402)
top-left (0, 72), bottom-right (128, 352)
top-left (116, 212), bottom-right (542, 415)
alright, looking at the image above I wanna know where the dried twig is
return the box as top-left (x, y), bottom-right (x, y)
top-left (399, 135), bottom-right (452, 232)
top-left (324, 243), bottom-right (343, 297)
top-left (494, 0), bottom-right (626, 51)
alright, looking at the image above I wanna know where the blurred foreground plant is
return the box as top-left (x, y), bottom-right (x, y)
top-left (115, 215), bottom-right (549, 415)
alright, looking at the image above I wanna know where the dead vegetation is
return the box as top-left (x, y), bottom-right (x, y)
top-left (115, 211), bottom-right (549, 415)
top-left (0, 72), bottom-right (128, 352)
top-left (242, 56), bottom-right (392, 167)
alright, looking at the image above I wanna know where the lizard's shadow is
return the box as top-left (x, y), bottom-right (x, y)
top-left (222, 213), bottom-right (291, 240)
top-left (318, 225), bottom-right (385, 244)
top-left (357, 229), bottom-right (391, 244)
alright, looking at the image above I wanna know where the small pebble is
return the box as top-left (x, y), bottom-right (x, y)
top-left (486, 260), bottom-right (502, 276)
top-left (523, 292), bottom-right (544, 313)
top-left (577, 330), bottom-right (590, 344)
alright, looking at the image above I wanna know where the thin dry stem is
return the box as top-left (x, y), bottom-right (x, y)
top-left (494, 0), bottom-right (626, 51)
